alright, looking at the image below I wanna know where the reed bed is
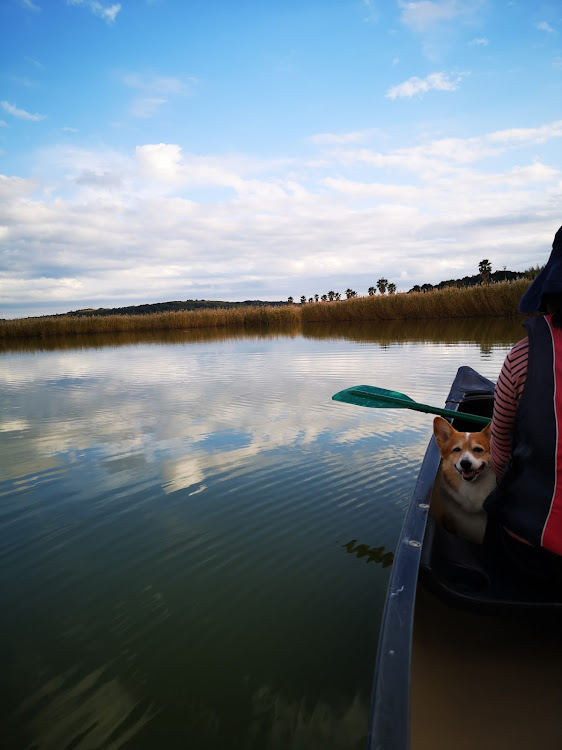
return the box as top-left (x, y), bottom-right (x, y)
top-left (1, 278), bottom-right (531, 341)
top-left (300, 278), bottom-right (531, 323)
top-left (0, 304), bottom-right (302, 341)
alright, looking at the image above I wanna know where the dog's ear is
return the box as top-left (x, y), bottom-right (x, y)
top-left (480, 421), bottom-right (492, 440)
top-left (433, 416), bottom-right (453, 446)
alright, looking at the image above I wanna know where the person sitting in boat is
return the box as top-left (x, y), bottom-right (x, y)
top-left (485, 225), bottom-right (562, 582)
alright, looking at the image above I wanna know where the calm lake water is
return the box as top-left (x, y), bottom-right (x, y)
top-left (0, 317), bottom-right (525, 750)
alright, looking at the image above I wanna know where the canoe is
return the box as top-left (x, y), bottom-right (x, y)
top-left (368, 366), bottom-right (562, 750)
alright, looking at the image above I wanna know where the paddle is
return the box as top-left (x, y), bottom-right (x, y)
top-left (332, 385), bottom-right (491, 427)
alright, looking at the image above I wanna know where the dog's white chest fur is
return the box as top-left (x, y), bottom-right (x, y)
top-left (442, 469), bottom-right (496, 513)
top-left (438, 470), bottom-right (496, 544)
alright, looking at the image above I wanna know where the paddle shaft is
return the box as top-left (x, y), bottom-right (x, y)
top-left (346, 388), bottom-right (491, 427)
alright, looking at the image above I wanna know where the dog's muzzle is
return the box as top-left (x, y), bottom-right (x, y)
top-left (457, 462), bottom-right (485, 482)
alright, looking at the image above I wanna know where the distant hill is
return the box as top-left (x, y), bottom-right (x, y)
top-left (64, 299), bottom-right (289, 318)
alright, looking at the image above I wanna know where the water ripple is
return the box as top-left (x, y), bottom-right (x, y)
top-left (0, 322), bottom-right (518, 749)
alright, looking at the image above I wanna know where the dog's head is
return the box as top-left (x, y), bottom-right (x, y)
top-left (433, 415), bottom-right (492, 482)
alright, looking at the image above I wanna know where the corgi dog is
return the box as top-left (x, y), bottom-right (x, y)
top-left (431, 416), bottom-right (496, 543)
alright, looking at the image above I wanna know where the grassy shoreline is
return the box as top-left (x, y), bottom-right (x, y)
top-left (1, 278), bottom-right (531, 341)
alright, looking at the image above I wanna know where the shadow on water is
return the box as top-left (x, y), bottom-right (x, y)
top-left (0, 316), bottom-right (526, 354)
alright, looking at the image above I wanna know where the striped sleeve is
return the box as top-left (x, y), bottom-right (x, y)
top-left (490, 337), bottom-right (529, 480)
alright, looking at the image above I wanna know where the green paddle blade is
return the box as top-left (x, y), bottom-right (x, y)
top-left (332, 385), bottom-right (416, 410)
top-left (332, 385), bottom-right (491, 427)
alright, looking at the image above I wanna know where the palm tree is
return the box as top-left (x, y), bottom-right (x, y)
top-left (345, 288), bottom-right (357, 299)
top-left (288, 296), bottom-right (294, 304)
top-left (478, 259), bottom-right (492, 285)
top-left (327, 291), bottom-right (336, 301)
top-left (376, 278), bottom-right (388, 294)
top-left (368, 286), bottom-right (376, 296)
top-left (321, 294), bottom-right (328, 302)
top-left (335, 292), bottom-right (341, 301)
top-left (387, 283), bottom-right (396, 294)
top-left (314, 294), bottom-right (319, 302)
top-left (300, 295), bottom-right (306, 304)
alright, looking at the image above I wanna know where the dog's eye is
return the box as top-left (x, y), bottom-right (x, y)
top-left (473, 446), bottom-right (484, 453)
top-left (452, 447), bottom-right (461, 452)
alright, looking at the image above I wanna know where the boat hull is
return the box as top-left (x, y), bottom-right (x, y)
top-left (368, 366), bottom-right (562, 750)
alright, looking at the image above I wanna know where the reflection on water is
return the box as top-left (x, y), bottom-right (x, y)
top-left (0, 319), bottom-right (522, 748)
top-left (343, 540), bottom-right (395, 569)
top-left (0, 315), bottom-right (525, 355)
top-left (15, 666), bottom-right (157, 750)
top-left (247, 686), bottom-right (367, 750)
top-left (13, 662), bottom-right (368, 750)
top-left (0, 323), bottom-right (302, 354)
top-left (303, 316), bottom-right (526, 351)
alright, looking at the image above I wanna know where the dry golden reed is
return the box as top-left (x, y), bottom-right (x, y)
top-left (300, 278), bottom-right (531, 323)
top-left (0, 305), bottom-right (301, 340)
top-left (0, 278), bottom-right (531, 341)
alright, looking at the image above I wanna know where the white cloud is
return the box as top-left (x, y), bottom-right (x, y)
top-left (75, 170), bottom-right (123, 188)
top-left (2, 118), bottom-right (562, 316)
top-left (0, 174), bottom-right (39, 198)
top-left (469, 37), bottom-right (488, 46)
top-left (1, 100), bottom-right (45, 121)
top-left (100, 2), bottom-right (120, 21)
top-left (398, 0), bottom-right (483, 32)
top-left (399, 0), bottom-right (457, 31)
top-left (123, 73), bottom-right (198, 118)
top-left (67, 0), bottom-right (121, 23)
top-left (25, 56), bottom-right (45, 69)
top-left (130, 97), bottom-right (167, 118)
top-left (398, 1), bottom-right (485, 60)
top-left (487, 120), bottom-right (562, 144)
top-left (0, 120), bottom-right (8, 127)
top-left (362, 0), bottom-right (379, 23)
top-left (136, 143), bottom-right (184, 182)
top-left (321, 120), bottom-right (562, 176)
top-left (385, 70), bottom-right (466, 98)
top-left (19, 0), bottom-right (40, 11)
top-left (122, 73), bottom-right (197, 96)
top-left (536, 21), bottom-right (555, 34)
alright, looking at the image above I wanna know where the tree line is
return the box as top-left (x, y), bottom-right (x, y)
top-left (408, 259), bottom-right (527, 294)
top-left (290, 278), bottom-right (396, 304)
top-left (291, 260), bottom-right (532, 303)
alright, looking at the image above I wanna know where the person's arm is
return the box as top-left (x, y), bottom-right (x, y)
top-left (490, 338), bottom-right (529, 480)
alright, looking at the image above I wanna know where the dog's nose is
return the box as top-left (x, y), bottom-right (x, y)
top-left (460, 458), bottom-right (473, 471)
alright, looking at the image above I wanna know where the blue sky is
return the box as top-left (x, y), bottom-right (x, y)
top-left (1, 0), bottom-right (561, 318)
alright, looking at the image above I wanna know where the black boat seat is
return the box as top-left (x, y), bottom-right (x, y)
top-left (419, 515), bottom-right (562, 612)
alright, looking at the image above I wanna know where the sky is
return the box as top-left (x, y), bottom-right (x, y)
top-left (1, 0), bottom-right (561, 318)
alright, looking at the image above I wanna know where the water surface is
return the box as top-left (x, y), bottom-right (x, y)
top-left (0, 317), bottom-right (525, 749)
